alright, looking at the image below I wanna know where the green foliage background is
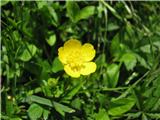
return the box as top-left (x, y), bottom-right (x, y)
top-left (1, 1), bottom-right (160, 120)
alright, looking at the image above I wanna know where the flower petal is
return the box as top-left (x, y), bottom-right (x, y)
top-left (64, 39), bottom-right (81, 50)
top-left (58, 39), bottom-right (81, 64)
top-left (64, 64), bottom-right (80, 78)
top-left (81, 43), bottom-right (95, 62)
top-left (58, 47), bottom-right (67, 64)
top-left (80, 62), bottom-right (96, 75)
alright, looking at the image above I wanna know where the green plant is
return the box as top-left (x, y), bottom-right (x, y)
top-left (1, 1), bottom-right (160, 120)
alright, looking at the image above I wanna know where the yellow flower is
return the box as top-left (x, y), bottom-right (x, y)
top-left (58, 39), bottom-right (97, 78)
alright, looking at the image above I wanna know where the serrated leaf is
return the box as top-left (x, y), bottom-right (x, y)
top-left (28, 103), bottom-right (43, 120)
top-left (153, 85), bottom-right (160, 97)
top-left (95, 109), bottom-right (110, 120)
top-left (120, 53), bottom-right (137, 71)
top-left (142, 113), bottom-right (148, 120)
top-left (146, 113), bottom-right (160, 119)
top-left (140, 41), bottom-right (160, 54)
top-left (126, 112), bottom-right (142, 119)
top-left (144, 97), bottom-right (159, 111)
top-left (135, 54), bottom-right (150, 69)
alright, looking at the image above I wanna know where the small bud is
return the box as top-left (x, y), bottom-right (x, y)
top-left (48, 78), bottom-right (58, 87)
top-left (7, 95), bottom-right (12, 100)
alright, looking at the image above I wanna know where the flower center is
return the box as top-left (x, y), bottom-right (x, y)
top-left (66, 50), bottom-right (85, 72)
top-left (70, 64), bottom-right (84, 72)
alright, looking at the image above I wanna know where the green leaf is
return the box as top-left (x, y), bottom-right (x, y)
top-left (13, 31), bottom-right (20, 41)
top-left (36, 1), bottom-right (48, 9)
top-left (19, 44), bottom-right (37, 62)
top-left (66, 1), bottom-right (80, 22)
top-left (110, 33), bottom-right (122, 59)
top-left (140, 41), bottom-right (160, 54)
top-left (25, 95), bottom-right (53, 107)
top-left (66, 1), bottom-right (95, 22)
top-left (108, 96), bottom-right (136, 116)
top-left (135, 54), bottom-right (150, 69)
top-left (6, 100), bottom-right (14, 116)
top-left (110, 33), bottom-right (130, 61)
top-left (37, 59), bottom-right (51, 79)
top-left (146, 113), bottom-right (160, 119)
top-left (126, 112), bottom-right (142, 119)
top-left (95, 53), bottom-right (106, 67)
top-left (71, 98), bottom-right (82, 110)
top-left (125, 23), bottom-right (135, 41)
top-left (40, 5), bottom-right (59, 27)
top-left (43, 109), bottom-right (50, 120)
top-left (52, 57), bottom-right (63, 73)
top-left (62, 81), bottom-right (84, 102)
top-left (144, 96), bottom-right (159, 111)
top-left (101, 1), bottom-right (122, 20)
top-left (76, 6), bottom-right (95, 22)
top-left (107, 23), bottom-right (119, 31)
top-left (1, 114), bottom-right (10, 120)
top-left (24, 62), bottom-right (42, 76)
top-left (120, 53), bottom-right (137, 71)
top-left (24, 95), bottom-right (75, 116)
top-left (10, 118), bottom-right (22, 120)
top-left (95, 108), bottom-right (110, 120)
top-left (0, 0), bottom-right (10, 6)
top-left (142, 113), bottom-right (148, 120)
top-left (28, 103), bottom-right (43, 120)
top-left (47, 78), bottom-right (58, 87)
top-left (54, 102), bottom-right (75, 116)
top-left (47, 34), bottom-right (56, 46)
top-left (106, 63), bottom-right (120, 88)
top-left (153, 85), bottom-right (160, 97)
top-left (48, 6), bottom-right (59, 26)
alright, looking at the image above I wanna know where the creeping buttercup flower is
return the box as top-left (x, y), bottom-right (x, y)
top-left (58, 39), bottom-right (96, 78)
